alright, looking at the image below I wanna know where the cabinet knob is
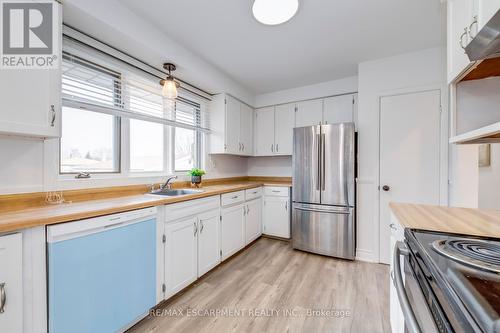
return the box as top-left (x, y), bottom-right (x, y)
top-left (382, 185), bottom-right (390, 192)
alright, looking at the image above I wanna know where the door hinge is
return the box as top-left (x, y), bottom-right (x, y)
top-left (220, 250), bottom-right (222, 257)
top-left (162, 234), bottom-right (166, 244)
top-left (294, 106), bottom-right (298, 112)
top-left (162, 283), bottom-right (166, 293)
top-left (224, 99), bottom-right (227, 105)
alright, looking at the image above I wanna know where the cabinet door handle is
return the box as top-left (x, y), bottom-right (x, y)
top-left (0, 282), bottom-right (6, 313)
top-left (459, 28), bottom-right (468, 50)
top-left (271, 144), bottom-right (274, 153)
top-left (276, 144), bottom-right (279, 152)
top-left (285, 201), bottom-right (288, 211)
top-left (242, 143), bottom-right (245, 151)
top-left (200, 220), bottom-right (204, 233)
top-left (247, 205), bottom-right (250, 215)
top-left (50, 105), bottom-right (56, 127)
top-left (194, 222), bottom-right (198, 237)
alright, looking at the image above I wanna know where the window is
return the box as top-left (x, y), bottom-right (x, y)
top-left (173, 98), bottom-right (202, 172)
top-left (60, 37), bottom-right (209, 179)
top-left (60, 107), bottom-right (120, 173)
top-left (130, 119), bottom-right (164, 172)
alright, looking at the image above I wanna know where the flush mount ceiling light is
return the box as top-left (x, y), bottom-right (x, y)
top-left (160, 63), bottom-right (180, 99)
top-left (252, 0), bottom-right (299, 25)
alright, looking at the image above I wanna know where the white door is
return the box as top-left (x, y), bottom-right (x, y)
top-left (220, 204), bottom-right (245, 260)
top-left (245, 199), bottom-right (262, 244)
top-left (323, 95), bottom-right (354, 125)
top-left (225, 95), bottom-right (241, 154)
top-left (379, 90), bottom-right (442, 264)
top-left (240, 103), bottom-right (254, 156)
top-left (0, 233), bottom-right (23, 333)
top-left (447, 0), bottom-right (474, 82)
top-left (254, 107), bottom-right (275, 156)
top-left (197, 209), bottom-right (221, 276)
top-left (295, 99), bottom-right (323, 128)
top-left (164, 217), bottom-right (198, 298)
top-left (274, 103), bottom-right (295, 155)
top-left (263, 197), bottom-right (290, 238)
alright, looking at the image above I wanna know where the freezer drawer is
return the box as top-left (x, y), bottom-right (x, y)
top-left (292, 204), bottom-right (355, 260)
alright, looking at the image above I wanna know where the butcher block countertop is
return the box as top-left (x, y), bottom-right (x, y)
top-left (0, 180), bottom-right (291, 233)
top-left (390, 202), bottom-right (500, 238)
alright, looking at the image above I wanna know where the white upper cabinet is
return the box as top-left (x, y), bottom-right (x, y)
top-left (323, 94), bottom-right (355, 125)
top-left (295, 99), bottom-right (323, 127)
top-left (225, 95), bottom-right (241, 154)
top-left (274, 103), bottom-right (295, 155)
top-left (0, 3), bottom-right (62, 138)
top-left (447, 0), bottom-right (475, 83)
top-left (240, 103), bottom-right (254, 156)
top-left (209, 93), bottom-right (254, 156)
top-left (254, 107), bottom-right (276, 156)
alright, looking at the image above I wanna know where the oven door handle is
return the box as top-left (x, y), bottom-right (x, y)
top-left (393, 241), bottom-right (422, 333)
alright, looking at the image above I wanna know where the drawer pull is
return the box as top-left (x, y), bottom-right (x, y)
top-left (231, 195), bottom-right (239, 199)
top-left (272, 190), bottom-right (281, 193)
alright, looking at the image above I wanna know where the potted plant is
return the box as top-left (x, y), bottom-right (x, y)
top-left (187, 168), bottom-right (206, 187)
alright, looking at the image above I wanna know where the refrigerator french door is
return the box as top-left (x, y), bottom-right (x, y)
top-left (292, 123), bottom-right (355, 259)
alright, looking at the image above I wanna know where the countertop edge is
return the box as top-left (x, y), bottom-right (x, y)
top-left (0, 182), bottom-right (291, 233)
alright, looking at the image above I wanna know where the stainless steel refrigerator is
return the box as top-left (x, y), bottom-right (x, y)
top-left (292, 122), bottom-right (355, 260)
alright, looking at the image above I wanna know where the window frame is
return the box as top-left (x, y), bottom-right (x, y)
top-left (59, 54), bottom-right (123, 175)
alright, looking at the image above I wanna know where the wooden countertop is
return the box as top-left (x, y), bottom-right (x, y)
top-left (390, 203), bottom-right (500, 238)
top-left (0, 181), bottom-right (291, 233)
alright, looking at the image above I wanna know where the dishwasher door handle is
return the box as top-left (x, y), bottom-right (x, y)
top-left (393, 241), bottom-right (421, 333)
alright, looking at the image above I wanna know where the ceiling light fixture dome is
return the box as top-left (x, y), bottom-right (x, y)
top-left (160, 63), bottom-right (180, 99)
top-left (252, 0), bottom-right (299, 25)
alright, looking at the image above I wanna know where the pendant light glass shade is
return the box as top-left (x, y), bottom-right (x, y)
top-left (252, 0), bottom-right (299, 25)
top-left (162, 77), bottom-right (178, 99)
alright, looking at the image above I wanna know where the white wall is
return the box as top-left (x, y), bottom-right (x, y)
top-left (254, 76), bottom-right (358, 108)
top-left (0, 136), bottom-right (45, 194)
top-left (247, 156), bottom-right (292, 177)
top-left (63, 0), bottom-right (255, 105)
top-left (479, 145), bottom-right (500, 210)
top-left (357, 47), bottom-right (446, 263)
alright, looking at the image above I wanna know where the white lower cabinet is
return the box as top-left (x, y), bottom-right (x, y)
top-left (164, 216), bottom-right (198, 298)
top-left (197, 209), bottom-right (221, 276)
top-left (245, 198), bottom-right (262, 244)
top-left (262, 187), bottom-right (291, 238)
top-left (0, 233), bottom-right (23, 333)
top-left (220, 204), bottom-right (246, 260)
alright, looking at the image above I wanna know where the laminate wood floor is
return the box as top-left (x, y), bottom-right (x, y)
top-left (129, 237), bottom-right (390, 333)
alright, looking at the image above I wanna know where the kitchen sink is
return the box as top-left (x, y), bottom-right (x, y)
top-left (149, 189), bottom-right (203, 196)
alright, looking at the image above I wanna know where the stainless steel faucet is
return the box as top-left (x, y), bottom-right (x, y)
top-left (161, 176), bottom-right (178, 190)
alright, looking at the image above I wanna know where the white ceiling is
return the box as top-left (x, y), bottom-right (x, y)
top-left (120, 0), bottom-right (445, 94)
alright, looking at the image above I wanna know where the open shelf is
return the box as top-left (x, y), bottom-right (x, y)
top-left (450, 121), bottom-right (500, 144)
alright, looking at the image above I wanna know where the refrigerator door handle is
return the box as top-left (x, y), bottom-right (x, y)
top-left (321, 133), bottom-right (326, 191)
top-left (316, 133), bottom-right (321, 191)
top-left (294, 206), bottom-right (351, 215)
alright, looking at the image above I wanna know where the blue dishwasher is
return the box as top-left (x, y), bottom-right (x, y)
top-left (47, 207), bottom-right (157, 333)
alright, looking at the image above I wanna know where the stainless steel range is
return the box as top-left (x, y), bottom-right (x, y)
top-left (394, 230), bottom-right (500, 333)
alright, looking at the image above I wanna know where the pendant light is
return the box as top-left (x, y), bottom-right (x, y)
top-left (160, 63), bottom-right (180, 99)
top-left (252, 0), bottom-right (299, 25)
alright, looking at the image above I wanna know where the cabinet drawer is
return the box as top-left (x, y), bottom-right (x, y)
top-left (165, 196), bottom-right (220, 222)
top-left (245, 187), bottom-right (262, 200)
top-left (221, 190), bottom-right (245, 206)
top-left (264, 186), bottom-right (289, 197)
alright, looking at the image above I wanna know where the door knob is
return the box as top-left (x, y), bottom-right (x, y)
top-left (382, 185), bottom-right (390, 192)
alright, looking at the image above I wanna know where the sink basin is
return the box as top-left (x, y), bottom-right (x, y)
top-left (149, 189), bottom-right (203, 197)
